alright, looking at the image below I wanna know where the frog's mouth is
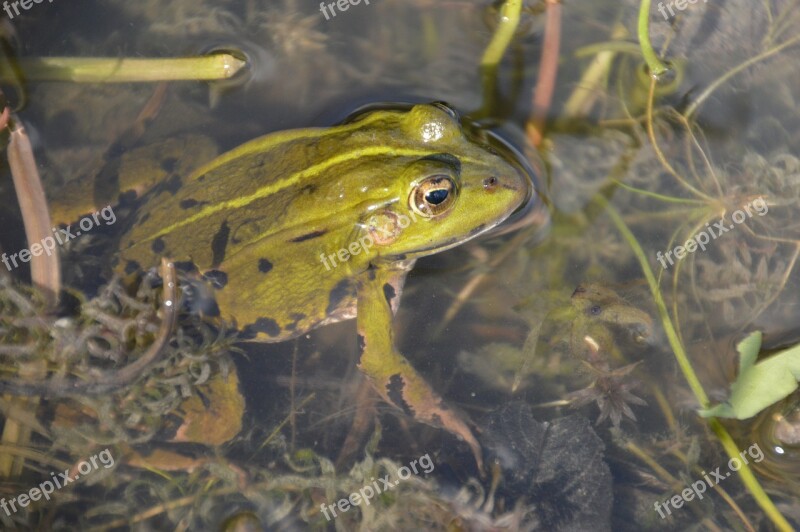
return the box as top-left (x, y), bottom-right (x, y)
top-left (386, 205), bottom-right (520, 259)
top-left (485, 189), bottom-right (551, 240)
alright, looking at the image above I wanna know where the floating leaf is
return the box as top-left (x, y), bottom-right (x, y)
top-left (700, 331), bottom-right (800, 419)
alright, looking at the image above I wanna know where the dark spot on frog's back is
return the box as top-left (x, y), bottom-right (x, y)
top-left (210, 221), bottom-right (230, 268)
top-left (160, 157), bottom-right (179, 173)
top-left (179, 198), bottom-right (205, 209)
top-left (124, 260), bottom-right (140, 275)
top-left (285, 312), bottom-right (306, 331)
top-left (162, 174), bottom-right (182, 195)
top-left (258, 258), bottom-right (273, 273)
top-left (197, 389), bottom-right (212, 409)
top-left (242, 317), bottom-right (281, 338)
top-left (386, 374), bottom-right (414, 416)
top-left (289, 229), bottom-right (327, 243)
top-left (117, 189), bottom-right (138, 205)
top-left (203, 269), bottom-right (228, 289)
top-left (356, 334), bottom-right (367, 368)
top-left (382, 283), bottom-right (396, 305)
top-left (356, 334), bottom-right (366, 363)
top-left (326, 279), bottom-right (354, 315)
top-left (151, 237), bottom-right (166, 254)
top-left (173, 261), bottom-right (198, 273)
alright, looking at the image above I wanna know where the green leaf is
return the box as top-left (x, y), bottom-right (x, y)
top-left (699, 331), bottom-right (800, 419)
top-left (737, 330), bottom-right (763, 372)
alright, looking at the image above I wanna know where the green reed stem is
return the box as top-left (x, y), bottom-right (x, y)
top-left (474, 0), bottom-right (522, 118)
top-left (480, 0), bottom-right (523, 68)
top-left (611, 179), bottom-right (707, 205)
top-left (637, 0), bottom-right (669, 77)
top-left (600, 198), bottom-right (792, 532)
top-left (602, 199), bottom-right (708, 404)
top-left (574, 40), bottom-right (643, 58)
top-left (709, 417), bottom-right (792, 531)
top-left (2, 53), bottom-right (246, 83)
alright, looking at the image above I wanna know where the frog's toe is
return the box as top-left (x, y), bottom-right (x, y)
top-left (381, 371), bottom-right (484, 471)
top-left (430, 403), bottom-right (484, 472)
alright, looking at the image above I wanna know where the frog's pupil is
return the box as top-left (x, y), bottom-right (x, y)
top-left (426, 189), bottom-right (449, 205)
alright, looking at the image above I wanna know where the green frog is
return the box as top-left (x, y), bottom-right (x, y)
top-left (65, 103), bottom-right (533, 467)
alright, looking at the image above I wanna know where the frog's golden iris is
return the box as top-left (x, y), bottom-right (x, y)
top-left (75, 103), bottom-right (533, 467)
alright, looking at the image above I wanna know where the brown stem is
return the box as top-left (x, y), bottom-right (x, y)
top-left (526, 0), bottom-right (561, 147)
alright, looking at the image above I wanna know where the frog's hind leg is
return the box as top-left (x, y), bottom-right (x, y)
top-left (356, 265), bottom-right (483, 470)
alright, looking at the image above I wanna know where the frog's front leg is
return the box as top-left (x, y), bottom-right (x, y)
top-left (356, 265), bottom-right (483, 470)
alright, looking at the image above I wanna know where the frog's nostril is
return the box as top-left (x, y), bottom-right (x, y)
top-left (483, 176), bottom-right (499, 190)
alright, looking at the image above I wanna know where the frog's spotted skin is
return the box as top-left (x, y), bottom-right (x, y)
top-left (116, 103), bottom-right (532, 467)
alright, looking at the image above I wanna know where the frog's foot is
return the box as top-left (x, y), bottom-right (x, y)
top-left (365, 360), bottom-right (483, 471)
top-left (356, 265), bottom-right (483, 471)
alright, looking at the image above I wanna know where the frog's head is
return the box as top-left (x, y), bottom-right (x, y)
top-left (358, 103), bottom-right (534, 261)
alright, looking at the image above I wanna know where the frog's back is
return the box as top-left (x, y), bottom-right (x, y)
top-left (117, 112), bottom-right (414, 340)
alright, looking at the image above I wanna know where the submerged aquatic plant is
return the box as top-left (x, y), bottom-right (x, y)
top-left (0, 265), bottom-right (246, 526)
top-left (569, 359), bottom-right (647, 427)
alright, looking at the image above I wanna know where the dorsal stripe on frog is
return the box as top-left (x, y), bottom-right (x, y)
top-left (135, 146), bottom-right (480, 246)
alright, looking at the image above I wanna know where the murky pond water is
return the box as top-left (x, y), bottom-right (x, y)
top-left (0, 0), bottom-right (799, 530)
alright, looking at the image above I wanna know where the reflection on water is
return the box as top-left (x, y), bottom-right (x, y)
top-left (0, 0), bottom-right (798, 529)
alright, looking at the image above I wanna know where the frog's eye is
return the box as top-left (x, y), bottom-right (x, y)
top-left (410, 175), bottom-right (457, 217)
